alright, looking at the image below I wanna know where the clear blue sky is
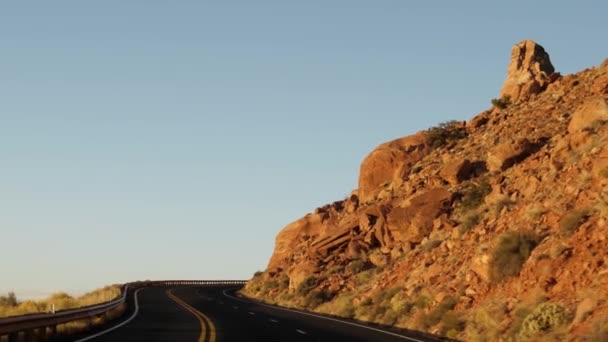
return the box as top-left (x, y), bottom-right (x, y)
top-left (1, 1), bottom-right (606, 299)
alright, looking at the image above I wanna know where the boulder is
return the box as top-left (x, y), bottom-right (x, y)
top-left (268, 214), bottom-right (324, 268)
top-left (369, 252), bottom-right (389, 267)
top-left (386, 188), bottom-right (453, 243)
top-left (440, 158), bottom-right (474, 185)
top-left (568, 96), bottom-right (608, 133)
top-left (499, 40), bottom-right (556, 102)
top-left (470, 254), bottom-right (491, 283)
top-left (358, 132), bottom-right (430, 202)
top-left (487, 139), bottom-right (535, 171)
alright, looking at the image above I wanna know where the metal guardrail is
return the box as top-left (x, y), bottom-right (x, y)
top-left (0, 280), bottom-right (247, 341)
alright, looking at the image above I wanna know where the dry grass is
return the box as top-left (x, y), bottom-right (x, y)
top-left (57, 303), bottom-right (126, 336)
top-left (489, 230), bottom-right (539, 282)
top-left (0, 285), bottom-right (122, 318)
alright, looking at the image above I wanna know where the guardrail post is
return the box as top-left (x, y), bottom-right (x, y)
top-left (25, 328), bottom-right (38, 342)
top-left (7, 332), bottom-right (19, 342)
top-left (45, 325), bottom-right (56, 340)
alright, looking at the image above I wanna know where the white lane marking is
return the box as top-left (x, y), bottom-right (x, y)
top-left (74, 288), bottom-right (143, 342)
top-left (222, 289), bottom-right (430, 342)
top-left (296, 329), bottom-right (307, 335)
top-left (233, 305), bottom-right (239, 310)
top-left (248, 311), bottom-right (256, 316)
top-left (269, 319), bottom-right (279, 323)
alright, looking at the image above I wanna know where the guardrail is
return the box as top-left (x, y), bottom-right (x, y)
top-left (0, 280), bottom-right (247, 341)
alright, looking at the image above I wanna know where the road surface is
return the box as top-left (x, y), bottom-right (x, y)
top-left (71, 285), bottom-right (443, 342)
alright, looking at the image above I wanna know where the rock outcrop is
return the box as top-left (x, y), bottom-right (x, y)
top-left (358, 132), bottom-right (430, 203)
top-left (499, 40), bottom-right (557, 102)
top-left (242, 41), bottom-right (608, 341)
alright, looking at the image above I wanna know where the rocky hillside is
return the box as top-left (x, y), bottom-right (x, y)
top-left (241, 40), bottom-right (608, 341)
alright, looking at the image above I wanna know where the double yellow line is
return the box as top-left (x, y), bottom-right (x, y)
top-left (166, 289), bottom-right (216, 342)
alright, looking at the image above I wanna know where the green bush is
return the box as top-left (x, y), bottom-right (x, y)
top-left (426, 120), bottom-right (467, 149)
top-left (489, 231), bottom-right (539, 282)
top-left (520, 303), bottom-right (570, 337)
top-left (459, 179), bottom-right (491, 210)
top-left (491, 95), bottom-right (511, 109)
top-left (559, 209), bottom-right (590, 236)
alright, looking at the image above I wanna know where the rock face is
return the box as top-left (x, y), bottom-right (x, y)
top-left (386, 188), bottom-right (453, 243)
top-left (568, 96), bottom-right (608, 133)
top-left (244, 42), bottom-right (608, 341)
top-left (268, 214), bottom-right (324, 268)
top-left (358, 132), bottom-right (430, 203)
top-left (499, 40), bottom-right (556, 102)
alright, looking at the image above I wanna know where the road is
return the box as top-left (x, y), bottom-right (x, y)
top-left (72, 285), bottom-right (443, 342)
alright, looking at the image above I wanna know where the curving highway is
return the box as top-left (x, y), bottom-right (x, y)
top-left (70, 285), bottom-right (443, 342)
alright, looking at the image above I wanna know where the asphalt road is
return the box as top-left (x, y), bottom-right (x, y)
top-left (73, 285), bottom-right (443, 342)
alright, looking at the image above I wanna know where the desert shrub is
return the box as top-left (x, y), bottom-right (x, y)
top-left (420, 239), bottom-right (443, 253)
top-left (459, 212), bottom-right (481, 237)
top-left (319, 292), bottom-right (355, 318)
top-left (491, 95), bottom-right (511, 109)
top-left (559, 209), bottom-right (590, 236)
top-left (355, 269), bottom-right (376, 285)
top-left (442, 310), bottom-right (465, 336)
top-left (493, 195), bottom-right (516, 216)
top-left (326, 264), bottom-right (343, 275)
top-left (264, 280), bottom-right (279, 290)
top-left (296, 276), bottom-right (317, 296)
top-left (418, 296), bottom-right (458, 329)
top-left (253, 270), bottom-right (264, 277)
top-left (426, 120), bottom-right (467, 149)
top-left (519, 303), bottom-right (571, 338)
top-left (0, 292), bottom-right (18, 307)
top-left (489, 230), bottom-right (539, 282)
top-left (414, 294), bottom-right (431, 309)
top-left (302, 289), bottom-right (334, 309)
top-left (346, 259), bottom-right (366, 274)
top-left (459, 179), bottom-right (491, 210)
top-left (464, 301), bottom-right (507, 342)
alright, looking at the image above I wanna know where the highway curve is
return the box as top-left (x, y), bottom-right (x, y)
top-left (73, 285), bottom-right (443, 342)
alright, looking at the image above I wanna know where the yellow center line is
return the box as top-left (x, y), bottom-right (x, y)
top-left (166, 289), bottom-right (217, 342)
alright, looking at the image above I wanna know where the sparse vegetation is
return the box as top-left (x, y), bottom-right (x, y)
top-left (491, 95), bottom-right (511, 109)
top-left (296, 276), bottom-right (317, 296)
top-left (519, 302), bottom-right (571, 338)
top-left (420, 239), bottom-right (443, 253)
top-left (418, 296), bottom-right (458, 330)
top-left (493, 195), bottom-right (516, 216)
top-left (0, 286), bottom-right (122, 318)
top-left (302, 289), bottom-right (334, 309)
top-left (426, 120), bottom-right (467, 149)
top-left (459, 179), bottom-right (491, 210)
top-left (317, 292), bottom-right (355, 318)
top-left (489, 230), bottom-right (539, 282)
top-left (459, 212), bottom-right (481, 237)
top-left (526, 205), bottom-right (546, 220)
top-left (559, 209), bottom-right (590, 236)
top-left (346, 259), bottom-right (366, 274)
